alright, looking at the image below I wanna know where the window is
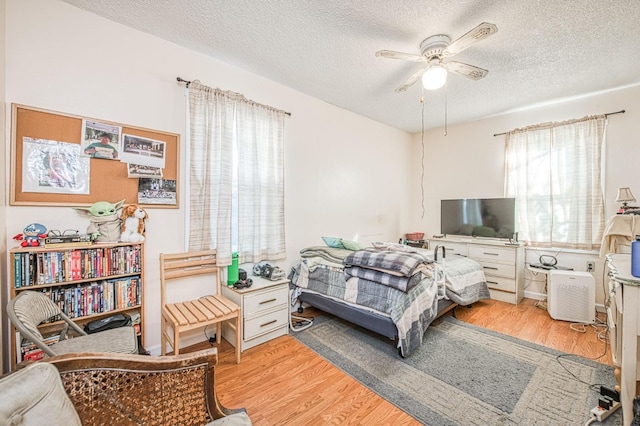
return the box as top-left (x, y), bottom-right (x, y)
top-left (187, 82), bottom-right (286, 265)
top-left (504, 115), bottom-right (606, 250)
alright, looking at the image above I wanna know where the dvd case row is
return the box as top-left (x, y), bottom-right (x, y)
top-left (38, 276), bottom-right (142, 319)
top-left (13, 245), bottom-right (142, 288)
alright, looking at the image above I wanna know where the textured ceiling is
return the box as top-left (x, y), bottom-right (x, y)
top-left (59, 0), bottom-right (640, 133)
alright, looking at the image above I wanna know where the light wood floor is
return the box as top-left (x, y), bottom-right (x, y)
top-left (187, 298), bottom-right (612, 425)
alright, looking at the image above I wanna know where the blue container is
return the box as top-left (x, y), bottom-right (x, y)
top-left (632, 235), bottom-right (640, 278)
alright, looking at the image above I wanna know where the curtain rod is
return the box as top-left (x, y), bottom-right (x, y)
top-left (176, 77), bottom-right (292, 116)
top-left (493, 109), bottom-right (625, 137)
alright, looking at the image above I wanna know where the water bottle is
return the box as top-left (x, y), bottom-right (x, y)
top-left (633, 235), bottom-right (640, 278)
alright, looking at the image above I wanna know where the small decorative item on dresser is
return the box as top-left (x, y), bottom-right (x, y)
top-left (616, 187), bottom-right (637, 213)
top-left (405, 232), bottom-right (424, 241)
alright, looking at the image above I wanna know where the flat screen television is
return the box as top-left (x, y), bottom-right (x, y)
top-left (441, 198), bottom-right (516, 239)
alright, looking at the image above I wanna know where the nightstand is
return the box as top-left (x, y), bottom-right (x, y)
top-left (221, 275), bottom-right (290, 351)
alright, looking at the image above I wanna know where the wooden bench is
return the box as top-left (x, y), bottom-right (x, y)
top-left (160, 250), bottom-right (242, 363)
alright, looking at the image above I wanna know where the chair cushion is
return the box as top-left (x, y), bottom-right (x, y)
top-left (206, 411), bottom-right (252, 425)
top-left (50, 326), bottom-right (138, 355)
top-left (0, 362), bottom-right (81, 425)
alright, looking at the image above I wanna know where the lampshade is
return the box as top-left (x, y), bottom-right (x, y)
top-left (422, 65), bottom-right (447, 90)
top-left (616, 187), bottom-right (636, 203)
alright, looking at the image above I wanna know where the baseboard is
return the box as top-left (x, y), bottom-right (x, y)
top-left (147, 344), bottom-right (161, 356)
top-left (523, 290), bottom-right (605, 313)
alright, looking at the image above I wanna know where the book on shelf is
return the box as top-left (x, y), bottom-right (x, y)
top-left (19, 333), bottom-right (60, 363)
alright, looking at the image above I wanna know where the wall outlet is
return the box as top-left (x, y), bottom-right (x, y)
top-left (586, 261), bottom-right (595, 272)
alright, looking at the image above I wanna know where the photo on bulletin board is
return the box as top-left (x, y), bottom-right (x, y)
top-left (22, 138), bottom-right (90, 194)
top-left (81, 120), bottom-right (121, 160)
top-left (121, 134), bottom-right (166, 168)
top-left (138, 178), bottom-right (177, 205)
top-left (127, 163), bottom-right (163, 178)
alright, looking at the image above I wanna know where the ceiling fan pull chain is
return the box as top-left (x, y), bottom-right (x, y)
top-left (444, 83), bottom-right (448, 136)
top-left (420, 88), bottom-right (426, 220)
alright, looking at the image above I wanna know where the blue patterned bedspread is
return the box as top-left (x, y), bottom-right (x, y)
top-left (290, 252), bottom-right (489, 357)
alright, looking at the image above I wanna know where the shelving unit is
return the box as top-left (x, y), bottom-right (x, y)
top-left (9, 242), bottom-right (144, 369)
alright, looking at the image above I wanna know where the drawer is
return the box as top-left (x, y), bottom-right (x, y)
top-left (475, 259), bottom-right (515, 279)
top-left (483, 275), bottom-right (515, 292)
top-left (244, 308), bottom-right (289, 340)
top-left (244, 286), bottom-right (288, 316)
top-left (468, 245), bottom-right (515, 263)
top-left (489, 288), bottom-right (518, 304)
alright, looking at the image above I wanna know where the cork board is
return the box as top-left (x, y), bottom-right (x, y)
top-left (10, 104), bottom-right (179, 208)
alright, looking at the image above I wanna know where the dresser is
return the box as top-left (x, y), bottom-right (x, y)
top-left (221, 275), bottom-right (289, 351)
top-left (605, 253), bottom-right (640, 425)
top-left (429, 237), bottom-right (524, 304)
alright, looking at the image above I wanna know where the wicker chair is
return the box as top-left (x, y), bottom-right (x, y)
top-left (0, 348), bottom-right (251, 426)
top-left (7, 290), bottom-right (138, 358)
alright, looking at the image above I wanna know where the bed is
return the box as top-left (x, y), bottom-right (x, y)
top-left (289, 243), bottom-right (490, 357)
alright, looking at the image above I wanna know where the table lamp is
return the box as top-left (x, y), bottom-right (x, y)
top-left (616, 187), bottom-right (636, 211)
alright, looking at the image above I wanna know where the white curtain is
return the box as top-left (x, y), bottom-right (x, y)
top-left (505, 115), bottom-right (606, 250)
top-left (236, 101), bottom-right (286, 263)
top-left (187, 81), bottom-right (286, 265)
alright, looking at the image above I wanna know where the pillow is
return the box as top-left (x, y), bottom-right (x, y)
top-left (341, 239), bottom-right (366, 251)
top-left (321, 236), bottom-right (344, 248)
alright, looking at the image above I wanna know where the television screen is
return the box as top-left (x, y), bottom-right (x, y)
top-left (441, 198), bottom-right (515, 239)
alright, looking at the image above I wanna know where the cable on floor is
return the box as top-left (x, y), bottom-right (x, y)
top-left (290, 313), bottom-right (314, 332)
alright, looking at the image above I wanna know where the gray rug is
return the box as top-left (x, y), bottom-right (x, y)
top-left (292, 314), bottom-right (621, 425)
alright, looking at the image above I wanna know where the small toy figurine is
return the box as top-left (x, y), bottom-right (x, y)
top-left (73, 199), bottom-right (125, 243)
top-left (120, 204), bottom-right (149, 242)
top-left (13, 223), bottom-right (47, 247)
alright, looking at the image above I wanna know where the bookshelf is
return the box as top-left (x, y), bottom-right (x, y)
top-left (9, 242), bottom-right (144, 369)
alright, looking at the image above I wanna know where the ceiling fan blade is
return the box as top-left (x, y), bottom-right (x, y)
top-left (376, 50), bottom-right (425, 63)
top-left (445, 61), bottom-right (489, 80)
top-left (394, 67), bottom-right (428, 92)
top-left (442, 22), bottom-right (498, 58)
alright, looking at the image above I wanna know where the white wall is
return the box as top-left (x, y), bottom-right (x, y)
top-left (0, 0), bottom-right (7, 373)
top-left (411, 85), bottom-right (640, 307)
top-left (2, 0), bottom-right (413, 359)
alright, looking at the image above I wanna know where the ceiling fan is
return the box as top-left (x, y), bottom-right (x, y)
top-left (376, 22), bottom-right (498, 92)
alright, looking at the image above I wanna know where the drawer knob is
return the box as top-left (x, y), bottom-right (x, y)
top-left (486, 280), bottom-right (498, 285)
top-left (483, 252), bottom-right (499, 256)
top-left (259, 298), bottom-right (277, 305)
top-left (483, 266), bottom-right (498, 270)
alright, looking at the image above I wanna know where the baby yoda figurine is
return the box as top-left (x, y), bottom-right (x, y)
top-left (73, 199), bottom-right (125, 243)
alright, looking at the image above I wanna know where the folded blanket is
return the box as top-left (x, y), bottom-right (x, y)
top-left (343, 248), bottom-right (432, 277)
top-left (344, 266), bottom-right (424, 292)
top-left (300, 246), bottom-right (353, 264)
top-left (423, 256), bottom-right (490, 305)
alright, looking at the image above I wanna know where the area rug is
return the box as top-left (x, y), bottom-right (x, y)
top-left (292, 315), bottom-right (621, 425)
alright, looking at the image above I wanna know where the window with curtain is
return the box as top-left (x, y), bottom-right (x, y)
top-left (504, 115), bottom-right (607, 250)
top-left (187, 81), bottom-right (286, 265)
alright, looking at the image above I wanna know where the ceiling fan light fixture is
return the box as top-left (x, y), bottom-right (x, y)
top-left (422, 65), bottom-right (447, 90)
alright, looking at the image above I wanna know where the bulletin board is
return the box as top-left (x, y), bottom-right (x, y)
top-left (10, 104), bottom-right (180, 208)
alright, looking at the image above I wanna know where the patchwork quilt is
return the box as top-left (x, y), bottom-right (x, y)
top-left (290, 247), bottom-right (489, 357)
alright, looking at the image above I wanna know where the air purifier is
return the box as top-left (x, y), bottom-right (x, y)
top-left (547, 270), bottom-right (595, 323)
